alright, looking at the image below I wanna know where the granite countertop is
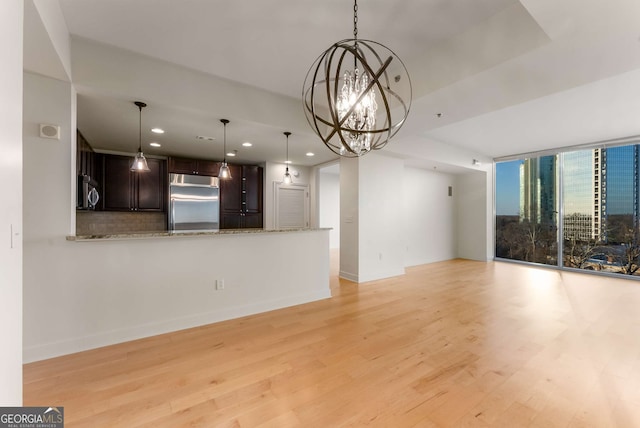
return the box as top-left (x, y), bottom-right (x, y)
top-left (67, 228), bottom-right (330, 241)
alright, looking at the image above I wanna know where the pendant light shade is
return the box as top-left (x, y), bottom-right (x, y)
top-left (131, 101), bottom-right (150, 172)
top-left (218, 119), bottom-right (232, 179)
top-left (219, 162), bottom-right (231, 179)
top-left (302, 0), bottom-right (411, 157)
top-left (283, 131), bottom-right (293, 184)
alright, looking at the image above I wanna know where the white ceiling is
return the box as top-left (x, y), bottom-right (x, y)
top-left (26, 0), bottom-right (640, 171)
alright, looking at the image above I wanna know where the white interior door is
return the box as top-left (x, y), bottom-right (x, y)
top-left (274, 183), bottom-right (309, 229)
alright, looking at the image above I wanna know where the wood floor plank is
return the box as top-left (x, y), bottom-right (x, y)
top-left (23, 257), bottom-right (640, 427)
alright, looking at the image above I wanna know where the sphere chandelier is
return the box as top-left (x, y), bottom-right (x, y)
top-left (303, 0), bottom-right (412, 157)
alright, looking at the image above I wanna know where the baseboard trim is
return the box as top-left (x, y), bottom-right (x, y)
top-left (339, 268), bottom-right (405, 283)
top-left (23, 289), bottom-right (331, 363)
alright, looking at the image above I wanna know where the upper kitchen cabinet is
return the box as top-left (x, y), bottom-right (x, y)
top-left (76, 130), bottom-right (96, 179)
top-left (219, 164), bottom-right (243, 212)
top-left (168, 156), bottom-right (221, 176)
top-left (100, 154), bottom-right (166, 212)
top-left (243, 165), bottom-right (263, 213)
top-left (220, 164), bottom-right (263, 229)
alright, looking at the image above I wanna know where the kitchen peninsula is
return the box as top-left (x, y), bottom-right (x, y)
top-left (26, 226), bottom-right (331, 363)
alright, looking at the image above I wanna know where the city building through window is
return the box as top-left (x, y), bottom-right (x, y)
top-left (496, 142), bottom-right (640, 277)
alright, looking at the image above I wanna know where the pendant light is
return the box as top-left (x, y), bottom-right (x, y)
top-left (303, 0), bottom-right (411, 157)
top-left (130, 101), bottom-right (150, 172)
top-left (218, 119), bottom-right (232, 179)
top-left (283, 131), bottom-right (293, 184)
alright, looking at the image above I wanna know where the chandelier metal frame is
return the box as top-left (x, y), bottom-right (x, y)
top-left (303, 0), bottom-right (412, 157)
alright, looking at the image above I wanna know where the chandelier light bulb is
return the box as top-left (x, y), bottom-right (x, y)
top-left (336, 68), bottom-right (379, 155)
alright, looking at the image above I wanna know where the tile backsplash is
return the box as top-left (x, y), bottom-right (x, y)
top-left (76, 211), bottom-right (167, 235)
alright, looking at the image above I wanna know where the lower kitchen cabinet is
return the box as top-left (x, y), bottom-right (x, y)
top-left (100, 154), bottom-right (166, 212)
top-left (242, 212), bottom-right (263, 228)
top-left (220, 212), bottom-right (263, 229)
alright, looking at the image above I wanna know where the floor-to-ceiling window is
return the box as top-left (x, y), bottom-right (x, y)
top-left (496, 141), bottom-right (640, 277)
top-left (495, 156), bottom-right (558, 266)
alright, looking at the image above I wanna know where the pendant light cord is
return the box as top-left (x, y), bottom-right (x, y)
top-left (284, 131), bottom-right (291, 173)
top-left (133, 101), bottom-right (146, 152)
top-left (220, 119), bottom-right (230, 163)
top-left (138, 104), bottom-right (142, 152)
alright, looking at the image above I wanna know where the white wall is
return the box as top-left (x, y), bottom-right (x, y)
top-left (0, 0), bottom-right (23, 406)
top-left (403, 166), bottom-right (457, 266)
top-left (339, 157), bottom-right (359, 280)
top-left (319, 169), bottom-right (340, 249)
top-left (338, 150), bottom-right (489, 280)
top-left (456, 170), bottom-right (492, 261)
top-left (23, 73), bottom-right (74, 240)
top-left (338, 150), bottom-right (493, 282)
top-left (339, 153), bottom-right (406, 282)
top-left (359, 153), bottom-right (406, 281)
top-left (29, 0), bottom-right (72, 80)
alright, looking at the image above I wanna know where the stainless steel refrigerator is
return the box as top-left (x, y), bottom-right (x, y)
top-left (169, 173), bottom-right (219, 232)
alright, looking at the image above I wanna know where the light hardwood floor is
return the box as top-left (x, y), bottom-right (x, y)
top-left (24, 256), bottom-right (640, 427)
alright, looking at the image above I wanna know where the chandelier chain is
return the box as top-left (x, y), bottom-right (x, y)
top-left (353, 0), bottom-right (358, 41)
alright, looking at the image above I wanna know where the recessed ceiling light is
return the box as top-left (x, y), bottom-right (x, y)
top-left (196, 135), bottom-right (215, 141)
top-left (149, 142), bottom-right (161, 147)
top-left (242, 142), bottom-right (252, 147)
top-left (285, 160), bottom-right (292, 164)
top-left (306, 152), bottom-right (315, 157)
top-left (227, 152), bottom-right (236, 157)
top-left (151, 128), bottom-right (165, 134)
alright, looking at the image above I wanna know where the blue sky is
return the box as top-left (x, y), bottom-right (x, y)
top-left (496, 160), bottom-right (522, 215)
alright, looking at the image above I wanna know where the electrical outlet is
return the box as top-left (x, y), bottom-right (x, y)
top-left (216, 279), bottom-right (225, 290)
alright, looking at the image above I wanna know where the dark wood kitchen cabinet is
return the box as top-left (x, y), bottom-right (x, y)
top-left (168, 157), bottom-right (220, 176)
top-left (100, 154), bottom-right (166, 212)
top-left (76, 130), bottom-right (96, 179)
top-left (220, 164), bottom-right (263, 229)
